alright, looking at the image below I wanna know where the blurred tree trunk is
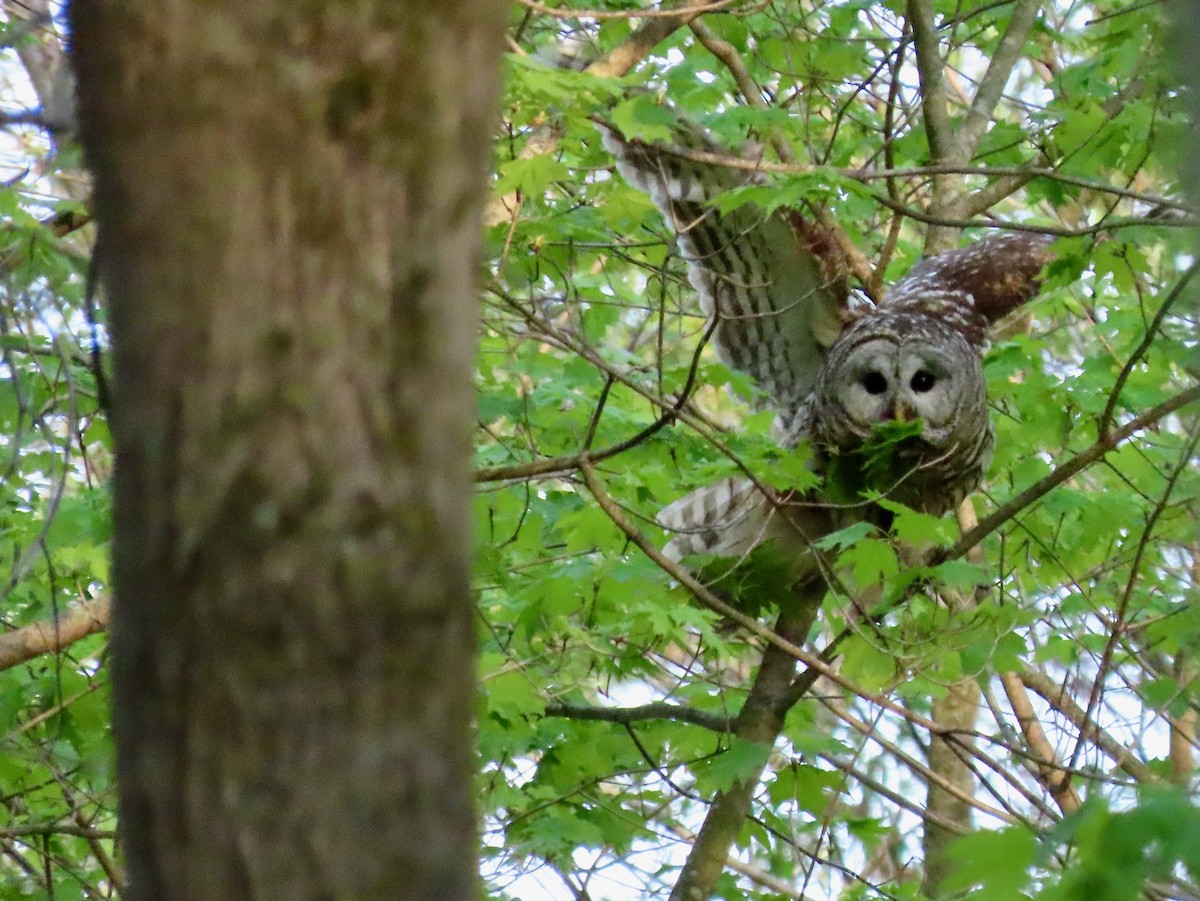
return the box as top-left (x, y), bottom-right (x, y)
top-left (70, 3), bottom-right (504, 899)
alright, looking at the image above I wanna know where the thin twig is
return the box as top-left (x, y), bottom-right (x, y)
top-left (476, 316), bottom-right (717, 483)
top-left (1099, 263), bottom-right (1196, 440)
top-left (515, 0), bottom-right (742, 20)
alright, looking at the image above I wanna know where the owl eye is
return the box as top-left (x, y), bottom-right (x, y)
top-left (910, 370), bottom-right (937, 393)
top-left (861, 371), bottom-right (888, 395)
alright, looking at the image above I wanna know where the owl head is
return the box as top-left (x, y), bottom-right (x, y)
top-left (808, 311), bottom-right (992, 512)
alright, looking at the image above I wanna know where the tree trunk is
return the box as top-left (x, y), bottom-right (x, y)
top-left (70, 3), bottom-right (504, 899)
top-left (669, 592), bottom-right (823, 901)
top-left (921, 679), bottom-right (980, 897)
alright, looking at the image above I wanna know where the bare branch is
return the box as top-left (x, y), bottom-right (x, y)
top-left (999, 671), bottom-right (1082, 814)
top-left (1018, 667), bottom-right (1157, 783)
top-left (515, 0), bottom-right (742, 18)
top-left (954, 0), bottom-right (1043, 163)
top-left (0, 823), bottom-right (115, 840)
top-left (544, 700), bottom-right (733, 732)
top-left (0, 596), bottom-right (109, 673)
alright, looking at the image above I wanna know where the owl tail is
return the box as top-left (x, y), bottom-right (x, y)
top-left (657, 478), bottom-right (773, 561)
top-left (657, 477), bottom-right (833, 564)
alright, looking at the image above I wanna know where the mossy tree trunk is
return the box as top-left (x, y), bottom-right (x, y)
top-left (70, 3), bottom-right (504, 898)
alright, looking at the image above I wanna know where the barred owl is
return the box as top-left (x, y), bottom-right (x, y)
top-left (600, 122), bottom-right (1052, 574)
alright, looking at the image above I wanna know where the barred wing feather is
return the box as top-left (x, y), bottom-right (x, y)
top-left (600, 123), bottom-right (849, 417)
top-left (656, 478), bottom-right (775, 562)
top-left (884, 231), bottom-right (1054, 346)
top-left (656, 478), bottom-right (834, 572)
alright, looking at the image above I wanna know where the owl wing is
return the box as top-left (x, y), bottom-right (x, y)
top-left (599, 121), bottom-right (850, 416)
top-left (884, 231), bottom-right (1054, 345)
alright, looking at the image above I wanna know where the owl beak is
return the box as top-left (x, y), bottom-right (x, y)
top-left (892, 400), bottom-right (913, 422)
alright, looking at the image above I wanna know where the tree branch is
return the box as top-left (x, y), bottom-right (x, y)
top-left (577, 458), bottom-right (839, 899)
top-left (957, 169), bottom-right (1039, 218)
top-left (487, 0), bottom-right (710, 227)
top-left (999, 671), bottom-right (1081, 813)
top-left (943, 383), bottom-right (1200, 562)
top-left (872, 191), bottom-right (1200, 234)
top-left (687, 17), bottom-right (879, 297)
top-left (1067, 420), bottom-right (1200, 779)
top-left (515, 0), bottom-right (740, 19)
top-left (669, 596), bottom-right (822, 901)
top-left (822, 697), bottom-right (1017, 824)
top-left (923, 502), bottom-right (986, 895)
top-left (667, 823), bottom-right (822, 901)
top-left (906, 0), bottom-right (953, 163)
top-left (544, 700), bottom-right (733, 732)
top-left (0, 596), bottom-right (110, 673)
top-left (591, 137), bottom-right (1198, 213)
top-left (953, 0), bottom-right (1042, 164)
top-left (587, 6), bottom-right (711, 78)
top-left (906, 0), bottom-right (962, 254)
top-left (688, 18), bottom-right (766, 105)
top-left (1017, 666), bottom-right (1156, 783)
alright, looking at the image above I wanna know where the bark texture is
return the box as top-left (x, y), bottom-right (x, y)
top-left (921, 679), bottom-right (980, 897)
top-left (70, 3), bottom-right (504, 899)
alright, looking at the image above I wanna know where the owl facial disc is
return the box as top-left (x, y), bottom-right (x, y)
top-left (810, 315), bottom-right (990, 460)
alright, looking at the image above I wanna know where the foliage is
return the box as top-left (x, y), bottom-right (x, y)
top-left (945, 788), bottom-right (1200, 901)
top-left (480, 0), bottom-right (1199, 896)
top-left (0, 0), bottom-right (1195, 899)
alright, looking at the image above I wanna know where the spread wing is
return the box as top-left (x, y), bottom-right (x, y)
top-left (884, 231), bottom-right (1054, 346)
top-left (599, 120), bottom-right (850, 416)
